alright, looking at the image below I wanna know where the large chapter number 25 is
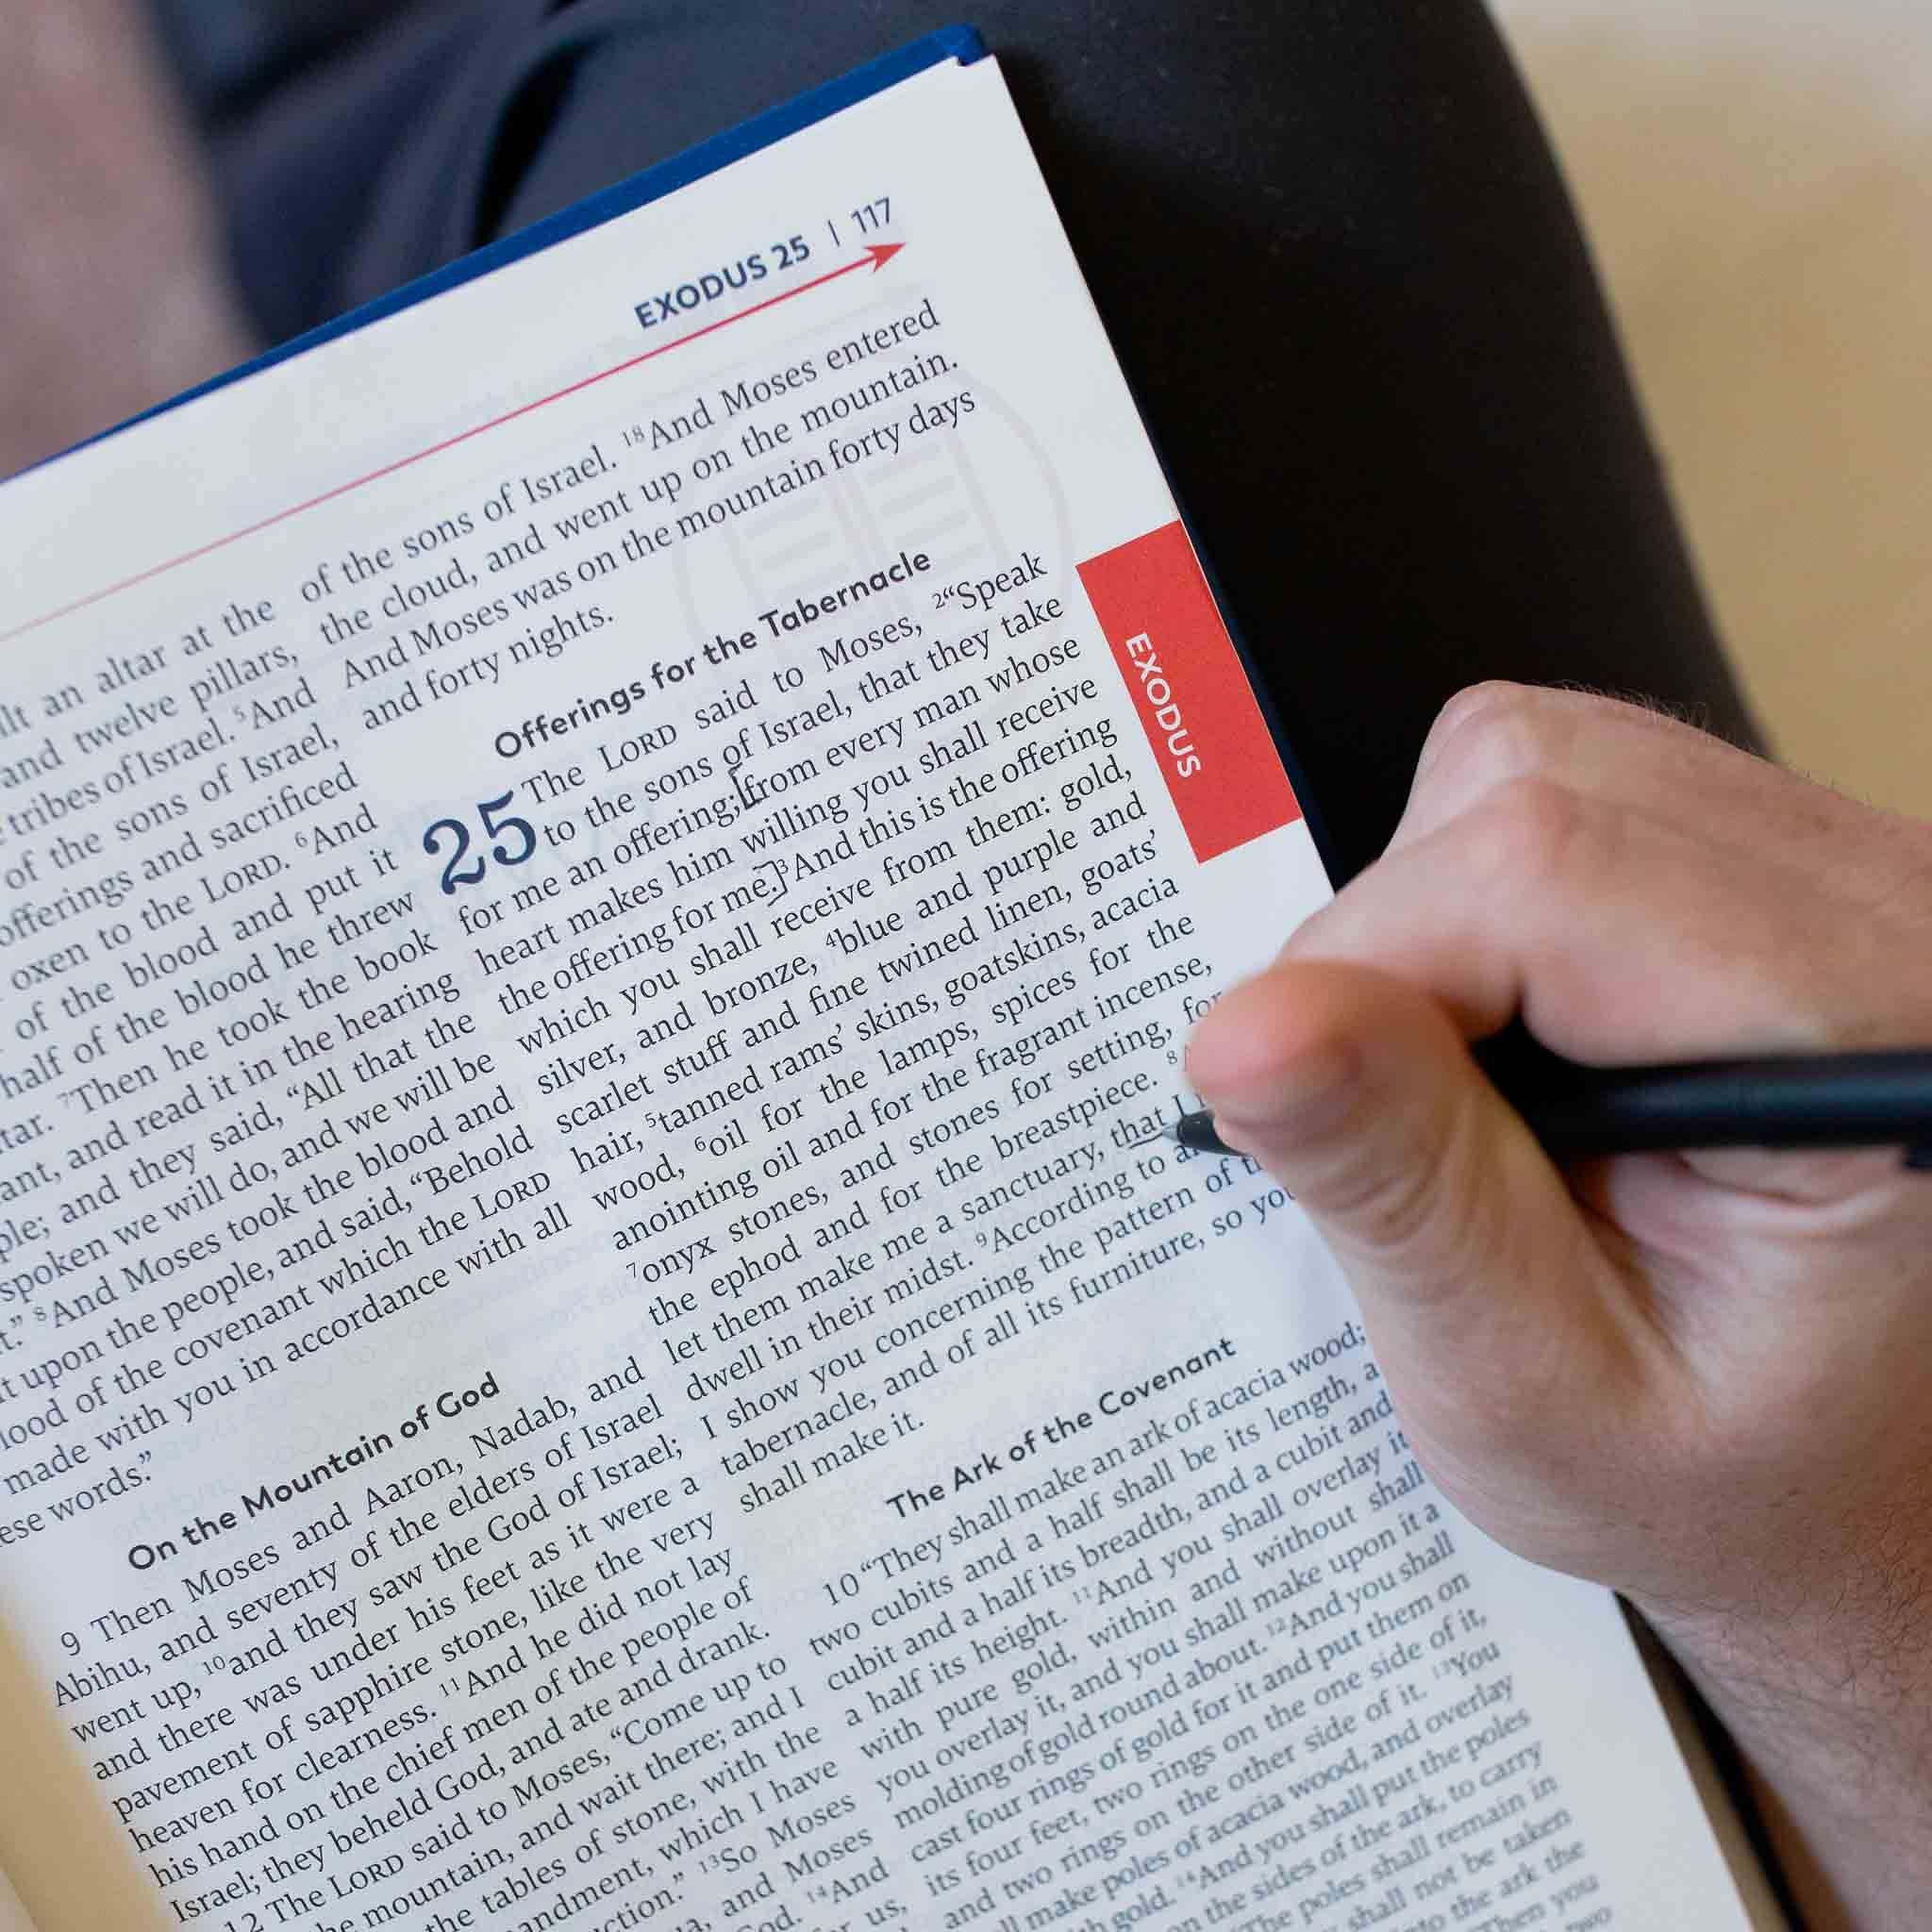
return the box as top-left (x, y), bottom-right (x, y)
top-left (423, 790), bottom-right (538, 893)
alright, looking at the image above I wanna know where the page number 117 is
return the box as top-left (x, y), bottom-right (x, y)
top-left (827, 196), bottom-right (891, 247)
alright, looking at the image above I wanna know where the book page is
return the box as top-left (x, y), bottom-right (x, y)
top-left (0, 50), bottom-right (1759, 1932)
top-left (0, 1872), bottom-right (39, 1932)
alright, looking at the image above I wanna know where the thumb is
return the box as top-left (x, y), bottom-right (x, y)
top-left (1186, 959), bottom-right (1636, 1437)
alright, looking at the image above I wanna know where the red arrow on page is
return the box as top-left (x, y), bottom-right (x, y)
top-left (1, 242), bottom-right (908, 646)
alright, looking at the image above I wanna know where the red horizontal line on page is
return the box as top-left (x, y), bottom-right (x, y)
top-left (1, 242), bottom-right (906, 649)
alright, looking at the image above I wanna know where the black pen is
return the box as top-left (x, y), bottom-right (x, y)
top-left (1155, 1040), bottom-right (1932, 1168)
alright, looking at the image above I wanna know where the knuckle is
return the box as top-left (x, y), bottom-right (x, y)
top-left (1467, 774), bottom-right (1600, 889)
top-left (1419, 681), bottom-right (1559, 795)
top-left (1428, 679), bottom-right (1531, 749)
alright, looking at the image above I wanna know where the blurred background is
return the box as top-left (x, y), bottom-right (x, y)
top-left (1492, 0), bottom-right (1932, 819)
top-left (149, 0), bottom-right (403, 109)
top-left (33, 0), bottom-right (1932, 817)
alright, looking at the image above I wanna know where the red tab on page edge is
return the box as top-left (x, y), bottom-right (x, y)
top-left (1077, 521), bottom-right (1300, 863)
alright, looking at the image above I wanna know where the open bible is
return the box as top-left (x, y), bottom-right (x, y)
top-left (0, 28), bottom-right (1784, 1932)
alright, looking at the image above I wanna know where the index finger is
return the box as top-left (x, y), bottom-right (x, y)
top-left (1290, 774), bottom-right (1932, 1061)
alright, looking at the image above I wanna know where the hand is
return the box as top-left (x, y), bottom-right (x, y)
top-left (0, 0), bottom-right (255, 479)
top-left (1187, 682), bottom-right (1932, 1930)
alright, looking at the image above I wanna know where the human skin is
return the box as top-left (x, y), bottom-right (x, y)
top-left (1188, 682), bottom-right (1932, 1930)
top-left (0, 0), bottom-right (254, 480)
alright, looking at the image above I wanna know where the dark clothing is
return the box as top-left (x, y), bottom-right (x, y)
top-left (207, 0), bottom-right (1759, 883)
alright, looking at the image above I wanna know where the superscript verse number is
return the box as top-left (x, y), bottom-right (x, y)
top-left (423, 790), bottom-right (538, 893)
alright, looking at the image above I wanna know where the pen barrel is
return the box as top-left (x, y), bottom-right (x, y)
top-left (1512, 1051), bottom-right (1932, 1158)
